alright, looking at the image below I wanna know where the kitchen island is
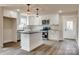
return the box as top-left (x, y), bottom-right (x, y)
top-left (20, 31), bottom-right (43, 52)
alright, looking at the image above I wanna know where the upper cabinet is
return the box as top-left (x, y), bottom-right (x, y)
top-left (3, 9), bottom-right (17, 18)
top-left (40, 14), bottom-right (59, 25)
top-left (50, 14), bottom-right (59, 25)
top-left (29, 16), bottom-right (35, 25)
top-left (29, 16), bottom-right (41, 25)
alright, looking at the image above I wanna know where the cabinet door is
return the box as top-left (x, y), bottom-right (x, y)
top-left (48, 30), bottom-right (59, 41)
top-left (29, 16), bottom-right (41, 25)
top-left (50, 15), bottom-right (59, 25)
top-left (29, 16), bottom-right (34, 25)
top-left (34, 17), bottom-right (41, 25)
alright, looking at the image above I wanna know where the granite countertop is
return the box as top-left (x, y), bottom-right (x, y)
top-left (19, 31), bottom-right (42, 34)
top-left (17, 29), bottom-right (50, 34)
top-left (17, 29), bottom-right (60, 34)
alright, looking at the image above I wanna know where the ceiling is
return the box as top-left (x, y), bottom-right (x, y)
top-left (1, 4), bottom-right (79, 14)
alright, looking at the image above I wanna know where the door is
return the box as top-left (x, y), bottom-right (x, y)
top-left (63, 15), bottom-right (77, 39)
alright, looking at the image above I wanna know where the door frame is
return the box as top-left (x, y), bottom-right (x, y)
top-left (62, 15), bottom-right (78, 40)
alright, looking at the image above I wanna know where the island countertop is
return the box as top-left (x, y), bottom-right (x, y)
top-left (20, 30), bottom-right (43, 52)
top-left (18, 30), bottom-right (42, 34)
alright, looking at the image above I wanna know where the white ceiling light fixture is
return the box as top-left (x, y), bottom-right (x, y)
top-left (16, 9), bottom-right (20, 12)
top-left (58, 10), bottom-right (63, 13)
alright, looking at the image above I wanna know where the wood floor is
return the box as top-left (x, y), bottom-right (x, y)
top-left (0, 39), bottom-right (79, 55)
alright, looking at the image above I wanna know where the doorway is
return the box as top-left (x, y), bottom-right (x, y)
top-left (62, 15), bottom-right (77, 40)
top-left (3, 16), bottom-right (18, 48)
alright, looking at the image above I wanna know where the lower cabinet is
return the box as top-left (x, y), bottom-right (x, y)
top-left (48, 30), bottom-right (59, 41)
top-left (21, 32), bottom-right (43, 52)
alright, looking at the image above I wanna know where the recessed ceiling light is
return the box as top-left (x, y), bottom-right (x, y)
top-left (16, 9), bottom-right (20, 11)
top-left (58, 10), bottom-right (63, 13)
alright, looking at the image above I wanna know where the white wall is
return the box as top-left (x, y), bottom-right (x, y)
top-left (17, 11), bottom-right (21, 30)
top-left (0, 7), bottom-right (3, 47)
top-left (59, 14), bottom-right (64, 40)
top-left (78, 9), bottom-right (79, 46)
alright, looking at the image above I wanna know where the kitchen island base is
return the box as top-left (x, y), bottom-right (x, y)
top-left (20, 32), bottom-right (43, 52)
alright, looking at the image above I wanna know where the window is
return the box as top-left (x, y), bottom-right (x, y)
top-left (66, 21), bottom-right (73, 31)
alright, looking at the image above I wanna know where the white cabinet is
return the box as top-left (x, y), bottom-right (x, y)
top-left (30, 32), bottom-right (43, 50)
top-left (34, 16), bottom-right (41, 25)
top-left (29, 16), bottom-right (41, 25)
top-left (21, 32), bottom-right (43, 52)
top-left (48, 30), bottom-right (59, 41)
top-left (29, 16), bottom-right (34, 25)
top-left (50, 14), bottom-right (59, 25)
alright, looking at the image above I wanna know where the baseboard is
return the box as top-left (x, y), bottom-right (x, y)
top-left (3, 41), bottom-right (15, 44)
top-left (64, 38), bottom-right (76, 40)
top-left (59, 40), bottom-right (64, 42)
top-left (48, 39), bottom-right (59, 41)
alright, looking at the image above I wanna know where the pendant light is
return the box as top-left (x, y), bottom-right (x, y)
top-left (36, 8), bottom-right (39, 17)
top-left (27, 4), bottom-right (31, 15)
